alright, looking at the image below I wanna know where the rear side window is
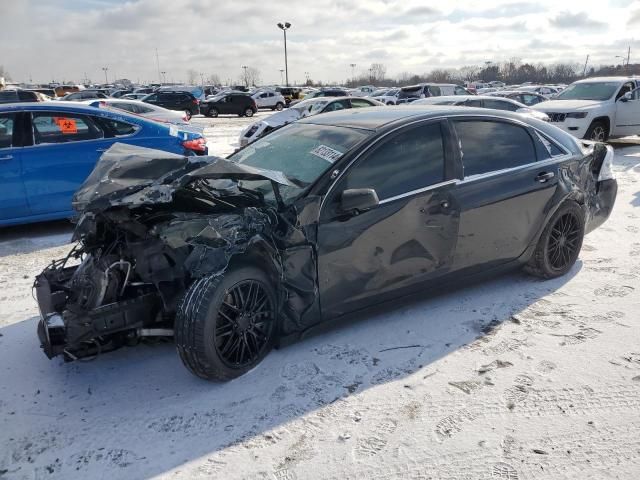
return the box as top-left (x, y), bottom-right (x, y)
top-left (32, 112), bottom-right (104, 144)
top-left (350, 99), bottom-right (373, 108)
top-left (535, 131), bottom-right (566, 159)
top-left (17, 91), bottom-right (38, 101)
top-left (454, 120), bottom-right (536, 177)
top-left (484, 99), bottom-right (519, 112)
top-left (323, 100), bottom-right (350, 112)
top-left (0, 114), bottom-right (15, 148)
top-left (341, 122), bottom-right (445, 200)
top-left (99, 117), bottom-right (138, 136)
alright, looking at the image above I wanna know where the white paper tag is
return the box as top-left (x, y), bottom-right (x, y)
top-left (309, 144), bottom-right (343, 163)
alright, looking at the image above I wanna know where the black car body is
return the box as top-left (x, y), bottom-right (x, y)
top-left (142, 90), bottom-right (200, 118)
top-left (200, 93), bottom-right (258, 118)
top-left (0, 90), bottom-right (39, 103)
top-left (35, 107), bottom-right (617, 380)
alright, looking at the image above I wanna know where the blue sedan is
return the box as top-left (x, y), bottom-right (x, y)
top-left (0, 102), bottom-right (208, 226)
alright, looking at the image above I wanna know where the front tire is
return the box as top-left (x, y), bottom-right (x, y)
top-left (585, 120), bottom-right (608, 142)
top-left (525, 201), bottom-right (585, 279)
top-left (207, 108), bottom-right (218, 118)
top-left (275, 102), bottom-right (284, 111)
top-left (175, 266), bottom-right (277, 381)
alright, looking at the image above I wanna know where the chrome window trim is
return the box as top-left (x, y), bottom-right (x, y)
top-left (454, 154), bottom-right (571, 186)
top-left (379, 179), bottom-right (457, 204)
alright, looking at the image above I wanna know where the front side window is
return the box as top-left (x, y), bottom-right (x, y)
top-left (339, 122), bottom-right (445, 200)
top-left (323, 100), bottom-right (349, 112)
top-left (454, 120), bottom-right (536, 177)
top-left (0, 114), bottom-right (15, 148)
top-left (520, 94), bottom-right (541, 106)
top-left (616, 82), bottom-right (634, 100)
top-left (32, 112), bottom-right (103, 144)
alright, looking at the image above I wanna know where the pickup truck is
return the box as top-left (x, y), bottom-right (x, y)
top-left (531, 76), bottom-right (640, 141)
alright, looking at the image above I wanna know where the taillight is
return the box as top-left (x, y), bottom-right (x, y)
top-left (193, 99), bottom-right (198, 105)
top-left (182, 137), bottom-right (207, 153)
top-left (598, 145), bottom-right (615, 181)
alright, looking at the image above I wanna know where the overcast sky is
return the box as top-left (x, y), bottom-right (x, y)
top-left (1, 0), bottom-right (638, 85)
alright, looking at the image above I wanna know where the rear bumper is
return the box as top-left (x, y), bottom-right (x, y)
top-left (586, 178), bottom-right (618, 234)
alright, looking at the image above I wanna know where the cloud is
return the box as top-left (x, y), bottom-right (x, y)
top-left (550, 11), bottom-right (607, 30)
top-left (629, 8), bottom-right (640, 24)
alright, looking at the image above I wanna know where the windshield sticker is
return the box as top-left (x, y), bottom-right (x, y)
top-left (53, 117), bottom-right (78, 134)
top-left (310, 144), bottom-right (343, 163)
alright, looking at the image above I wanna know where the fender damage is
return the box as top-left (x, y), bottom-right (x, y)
top-left (35, 144), bottom-right (319, 361)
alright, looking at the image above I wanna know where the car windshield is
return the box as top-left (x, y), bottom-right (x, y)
top-left (555, 82), bottom-right (620, 101)
top-left (229, 123), bottom-right (370, 205)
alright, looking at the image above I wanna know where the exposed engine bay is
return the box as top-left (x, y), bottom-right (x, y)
top-left (35, 144), bottom-right (319, 361)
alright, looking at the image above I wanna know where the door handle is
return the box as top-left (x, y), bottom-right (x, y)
top-left (0, 155), bottom-right (13, 161)
top-left (535, 172), bottom-right (555, 183)
top-left (440, 200), bottom-right (450, 209)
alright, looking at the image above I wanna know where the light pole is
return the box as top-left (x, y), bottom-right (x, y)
top-left (242, 65), bottom-right (249, 87)
top-left (350, 63), bottom-right (356, 83)
top-left (277, 22), bottom-right (291, 86)
top-left (161, 71), bottom-right (166, 84)
top-left (101, 67), bottom-right (109, 84)
top-left (279, 69), bottom-right (284, 84)
top-left (304, 71), bottom-right (310, 84)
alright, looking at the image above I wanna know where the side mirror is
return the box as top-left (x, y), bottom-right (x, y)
top-left (619, 92), bottom-right (632, 102)
top-left (340, 188), bottom-right (379, 213)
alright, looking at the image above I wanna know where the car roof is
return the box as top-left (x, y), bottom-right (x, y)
top-left (299, 105), bottom-right (537, 130)
top-left (574, 76), bottom-right (636, 84)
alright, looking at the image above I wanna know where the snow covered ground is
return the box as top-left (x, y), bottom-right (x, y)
top-left (1, 114), bottom-right (639, 480)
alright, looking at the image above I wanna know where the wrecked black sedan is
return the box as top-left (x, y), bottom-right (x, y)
top-left (35, 106), bottom-right (617, 380)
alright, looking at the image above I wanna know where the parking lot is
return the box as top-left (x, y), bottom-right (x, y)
top-left (0, 113), bottom-right (639, 479)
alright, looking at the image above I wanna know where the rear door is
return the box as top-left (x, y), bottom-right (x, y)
top-left (450, 118), bottom-right (562, 271)
top-left (614, 87), bottom-right (640, 136)
top-left (21, 111), bottom-right (106, 215)
top-left (0, 112), bottom-right (30, 221)
top-left (317, 121), bottom-right (459, 317)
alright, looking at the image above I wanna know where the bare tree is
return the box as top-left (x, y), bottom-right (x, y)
top-left (240, 67), bottom-right (261, 87)
top-left (206, 73), bottom-right (221, 85)
top-left (0, 65), bottom-right (10, 82)
top-left (370, 63), bottom-right (387, 83)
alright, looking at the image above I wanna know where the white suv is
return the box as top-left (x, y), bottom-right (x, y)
top-left (531, 77), bottom-right (640, 141)
top-left (251, 90), bottom-right (286, 111)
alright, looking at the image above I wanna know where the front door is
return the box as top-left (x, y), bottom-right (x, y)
top-left (450, 118), bottom-right (562, 272)
top-left (317, 121), bottom-right (459, 318)
top-left (615, 87), bottom-right (640, 137)
top-left (21, 111), bottom-right (106, 215)
top-left (0, 112), bottom-right (29, 221)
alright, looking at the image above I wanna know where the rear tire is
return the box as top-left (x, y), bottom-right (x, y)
top-left (244, 108), bottom-right (254, 117)
top-left (275, 102), bottom-right (284, 111)
top-left (208, 108), bottom-right (218, 118)
top-left (585, 121), bottom-right (608, 142)
top-left (184, 110), bottom-right (192, 121)
top-left (175, 266), bottom-right (277, 381)
top-left (525, 201), bottom-right (585, 279)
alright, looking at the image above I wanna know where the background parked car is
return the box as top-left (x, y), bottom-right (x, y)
top-left (200, 92), bottom-right (257, 118)
top-left (142, 90), bottom-right (200, 119)
top-left (412, 95), bottom-right (550, 122)
top-left (0, 102), bottom-right (208, 226)
top-left (369, 88), bottom-right (400, 105)
top-left (239, 96), bottom-right (384, 146)
top-left (60, 90), bottom-right (109, 101)
top-left (396, 83), bottom-right (471, 104)
top-left (251, 90), bottom-right (286, 111)
top-left (486, 90), bottom-right (548, 106)
top-left (122, 93), bottom-right (150, 100)
top-left (276, 87), bottom-right (303, 105)
top-left (0, 89), bottom-right (40, 103)
top-left (83, 98), bottom-right (190, 124)
top-left (530, 76), bottom-right (640, 141)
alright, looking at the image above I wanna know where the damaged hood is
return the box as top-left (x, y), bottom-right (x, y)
top-left (73, 143), bottom-right (299, 212)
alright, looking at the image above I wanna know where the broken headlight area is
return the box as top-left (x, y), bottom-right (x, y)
top-left (34, 144), bottom-right (314, 363)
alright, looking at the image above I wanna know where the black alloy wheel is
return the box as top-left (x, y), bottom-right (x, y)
top-left (546, 213), bottom-right (581, 272)
top-left (215, 280), bottom-right (274, 368)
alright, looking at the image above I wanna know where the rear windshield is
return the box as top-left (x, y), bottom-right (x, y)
top-left (399, 86), bottom-right (423, 98)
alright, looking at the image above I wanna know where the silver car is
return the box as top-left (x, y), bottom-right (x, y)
top-left (252, 90), bottom-right (286, 111)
